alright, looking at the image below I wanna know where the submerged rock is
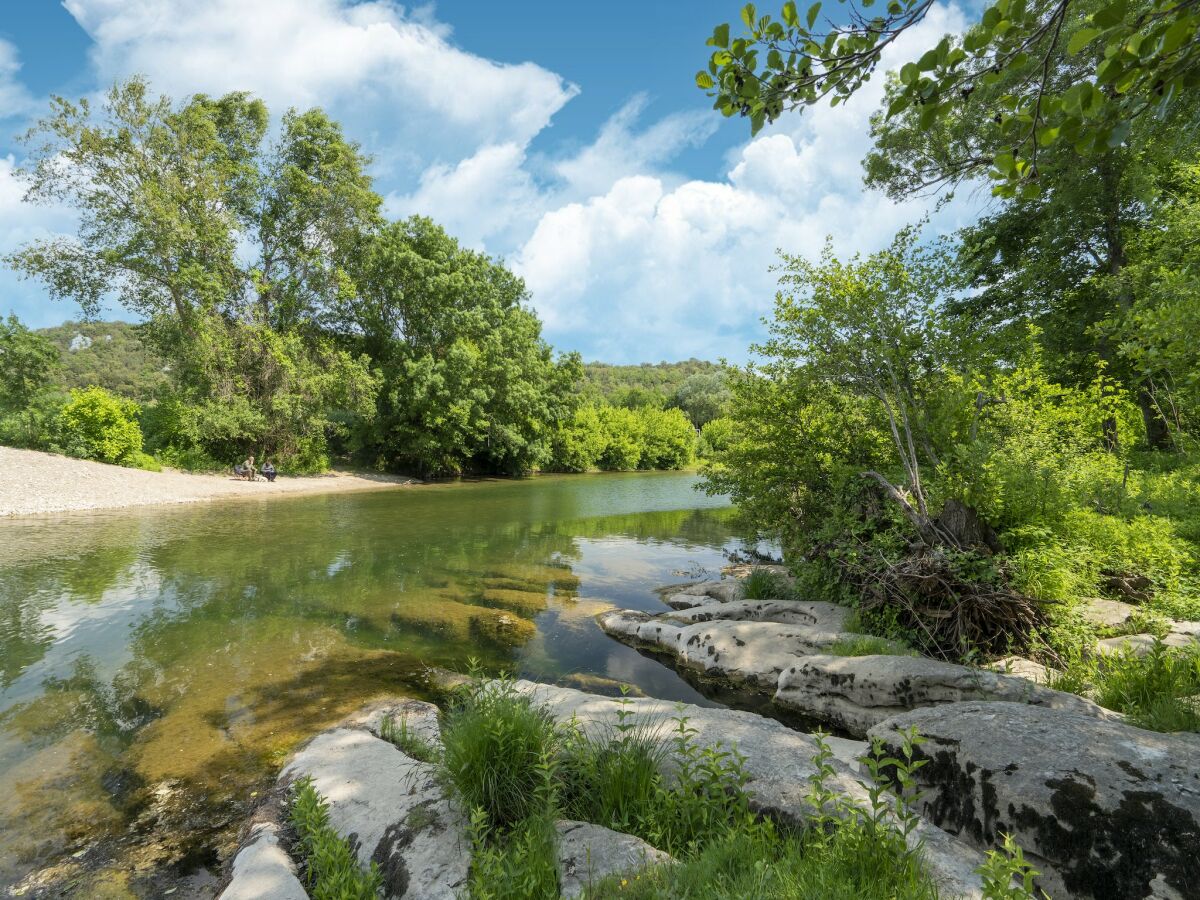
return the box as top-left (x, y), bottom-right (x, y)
top-left (513, 680), bottom-right (986, 899)
top-left (774, 654), bottom-right (1109, 738)
top-left (657, 580), bottom-right (743, 609)
top-left (870, 701), bottom-right (1200, 900)
top-left (218, 822), bottom-right (306, 900)
top-left (555, 820), bottom-right (673, 898)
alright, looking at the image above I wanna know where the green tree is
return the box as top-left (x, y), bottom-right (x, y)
top-left (864, 43), bottom-right (1198, 448)
top-left (0, 315), bottom-right (60, 413)
top-left (638, 407), bottom-right (697, 469)
top-left (670, 371), bottom-right (732, 428)
top-left (345, 217), bottom-right (581, 476)
top-left (698, 0), bottom-right (1200, 194)
top-left (55, 386), bottom-right (143, 465)
top-left (548, 404), bottom-right (608, 472)
top-left (6, 79), bottom-right (381, 467)
top-left (597, 406), bottom-right (646, 471)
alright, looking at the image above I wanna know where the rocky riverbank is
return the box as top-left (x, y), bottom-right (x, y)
top-left (211, 567), bottom-right (1200, 899)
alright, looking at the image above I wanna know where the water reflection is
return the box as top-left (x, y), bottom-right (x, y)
top-left (0, 472), bottom-right (744, 895)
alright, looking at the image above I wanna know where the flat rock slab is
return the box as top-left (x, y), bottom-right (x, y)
top-left (870, 701), bottom-right (1200, 900)
top-left (597, 610), bottom-right (849, 689)
top-left (1080, 598), bottom-right (1137, 629)
top-left (1096, 632), bottom-right (1198, 657)
top-left (282, 729), bottom-right (469, 899)
top-left (555, 820), bottom-right (673, 897)
top-left (984, 656), bottom-right (1057, 685)
top-left (775, 654), bottom-right (1109, 738)
top-left (658, 580), bottom-right (743, 609)
top-left (513, 680), bottom-right (985, 899)
top-left (664, 599), bottom-right (849, 630)
top-left (219, 823), bottom-right (307, 900)
top-left (352, 698), bottom-right (443, 749)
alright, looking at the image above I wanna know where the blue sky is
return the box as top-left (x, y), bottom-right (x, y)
top-left (0, 1), bottom-right (982, 363)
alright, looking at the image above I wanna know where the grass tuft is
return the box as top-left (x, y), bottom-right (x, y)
top-left (827, 634), bottom-right (918, 657)
top-left (379, 712), bottom-right (439, 763)
top-left (740, 567), bottom-right (792, 600)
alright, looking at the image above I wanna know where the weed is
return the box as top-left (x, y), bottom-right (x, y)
top-left (379, 713), bottom-right (439, 763)
top-left (978, 833), bottom-right (1044, 899)
top-left (740, 567), bottom-right (792, 600)
top-left (288, 777), bottom-right (383, 900)
top-left (827, 634), bottom-right (917, 656)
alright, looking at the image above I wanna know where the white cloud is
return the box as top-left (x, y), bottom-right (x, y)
top-left (0, 39), bottom-right (34, 121)
top-left (63, 0), bottom-right (578, 165)
top-left (513, 3), bottom-right (982, 362)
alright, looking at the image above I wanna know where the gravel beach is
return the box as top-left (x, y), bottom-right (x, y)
top-left (0, 447), bottom-right (416, 517)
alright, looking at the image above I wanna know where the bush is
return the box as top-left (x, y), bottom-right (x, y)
top-left (740, 567), bottom-right (792, 600)
top-left (546, 403), bottom-right (607, 472)
top-left (699, 416), bottom-right (735, 456)
top-left (596, 406), bottom-right (645, 471)
top-left (55, 386), bottom-right (144, 465)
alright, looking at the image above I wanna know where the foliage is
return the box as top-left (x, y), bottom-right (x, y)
top-left (54, 386), bottom-right (144, 465)
top-left (698, 0), bottom-right (1200, 195)
top-left (546, 403), bottom-right (609, 472)
top-left (699, 416), bottom-right (736, 456)
top-left (638, 407), bottom-right (696, 470)
top-left (739, 567), bottom-right (792, 600)
top-left (345, 217), bottom-right (581, 476)
top-left (37, 320), bottom-right (166, 401)
top-left (827, 634), bottom-right (916, 656)
top-left (596, 405), bottom-right (648, 471)
top-left (289, 777), bottom-right (384, 900)
top-left (549, 404), bottom-right (696, 473)
top-left (581, 360), bottom-right (725, 405)
top-left (0, 315), bottom-right (60, 413)
top-left (379, 713), bottom-right (439, 764)
top-left (1051, 640), bottom-right (1200, 732)
top-left (978, 834), bottom-right (1046, 899)
top-left (467, 810), bottom-right (560, 900)
top-left (671, 371), bottom-right (732, 428)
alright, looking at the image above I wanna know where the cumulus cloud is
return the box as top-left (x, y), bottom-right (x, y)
top-left (514, 3), bottom-right (982, 362)
top-left (0, 39), bottom-right (35, 121)
top-left (62, 0), bottom-right (578, 168)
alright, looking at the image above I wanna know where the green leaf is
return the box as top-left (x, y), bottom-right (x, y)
top-left (712, 23), bottom-right (731, 48)
top-left (767, 48), bottom-right (784, 69)
top-left (741, 3), bottom-right (758, 28)
top-left (782, 1), bottom-right (799, 27)
top-left (1091, 0), bottom-right (1127, 28)
top-left (993, 151), bottom-right (1015, 174)
top-left (899, 62), bottom-right (920, 85)
top-left (1067, 27), bottom-right (1101, 55)
top-left (807, 1), bottom-right (822, 28)
top-left (695, 71), bottom-right (715, 89)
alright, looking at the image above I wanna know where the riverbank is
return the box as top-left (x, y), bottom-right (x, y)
top-left (0, 447), bottom-right (416, 517)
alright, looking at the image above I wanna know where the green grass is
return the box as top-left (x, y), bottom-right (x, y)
top-left (1051, 640), bottom-right (1200, 732)
top-left (740, 567), bottom-right (792, 600)
top-left (288, 777), bottom-right (384, 900)
top-left (826, 635), bottom-right (918, 657)
top-left (379, 712), bottom-right (439, 763)
top-left (431, 673), bottom-right (1017, 900)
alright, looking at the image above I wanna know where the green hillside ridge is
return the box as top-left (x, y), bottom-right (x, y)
top-left (38, 320), bottom-right (167, 401)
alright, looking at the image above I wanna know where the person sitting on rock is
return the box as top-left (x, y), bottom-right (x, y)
top-left (261, 460), bottom-right (276, 483)
top-left (242, 454), bottom-right (256, 481)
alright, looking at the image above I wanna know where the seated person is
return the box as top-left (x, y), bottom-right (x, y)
top-left (261, 460), bottom-right (277, 483)
top-left (242, 454), bottom-right (256, 481)
top-left (233, 463), bottom-right (247, 478)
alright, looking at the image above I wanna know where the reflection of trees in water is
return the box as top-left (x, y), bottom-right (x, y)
top-left (0, 488), bottom-right (738, 892)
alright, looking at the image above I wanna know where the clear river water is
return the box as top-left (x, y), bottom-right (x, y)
top-left (0, 471), bottom-right (753, 896)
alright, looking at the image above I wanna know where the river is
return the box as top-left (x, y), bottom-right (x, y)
top-left (0, 471), bottom-right (752, 896)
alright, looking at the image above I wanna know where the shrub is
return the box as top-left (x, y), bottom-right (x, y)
top-left (546, 403), bottom-right (607, 472)
top-left (699, 416), bottom-right (735, 456)
top-left (740, 567), bottom-right (792, 600)
top-left (55, 385), bottom-right (144, 465)
top-left (289, 777), bottom-right (383, 899)
top-left (439, 675), bottom-right (560, 830)
top-left (596, 406), bottom-right (645, 471)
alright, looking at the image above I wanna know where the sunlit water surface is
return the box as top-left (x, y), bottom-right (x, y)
top-left (0, 471), bottom-right (752, 896)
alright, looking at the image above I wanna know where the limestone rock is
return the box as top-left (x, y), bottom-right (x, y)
top-left (869, 701), bottom-right (1200, 900)
top-left (555, 820), bottom-right (672, 897)
top-left (218, 822), bottom-right (307, 900)
top-left (354, 698), bottom-right (443, 750)
top-left (282, 729), bottom-right (469, 899)
top-left (1096, 632), bottom-right (1198, 656)
top-left (658, 580), bottom-right (743, 609)
top-left (774, 654), bottom-right (1109, 738)
top-left (1080, 598), bottom-right (1136, 629)
top-left (984, 656), bottom-right (1057, 685)
top-left (513, 680), bottom-right (986, 899)
top-left (596, 610), bottom-right (848, 689)
top-left (664, 599), bottom-right (849, 631)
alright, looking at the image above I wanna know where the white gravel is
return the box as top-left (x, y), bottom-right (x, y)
top-left (0, 447), bottom-right (415, 517)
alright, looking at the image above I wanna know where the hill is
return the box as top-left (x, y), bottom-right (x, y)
top-left (38, 320), bottom-right (167, 400)
top-left (581, 359), bottom-right (725, 404)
